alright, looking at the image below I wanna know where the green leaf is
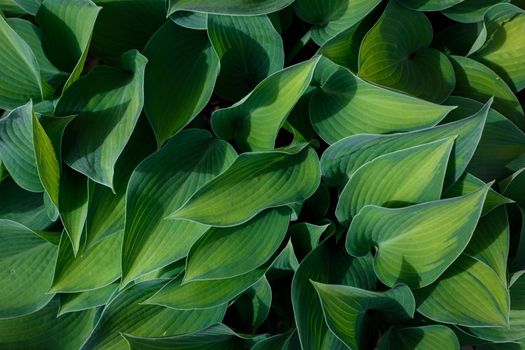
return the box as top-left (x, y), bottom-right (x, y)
top-left (37, 0), bottom-right (101, 90)
top-left (124, 324), bottom-right (255, 350)
top-left (0, 15), bottom-right (43, 109)
top-left (144, 20), bottom-right (219, 145)
top-left (309, 59), bottom-right (454, 144)
top-left (184, 207), bottom-right (290, 282)
top-left (57, 50), bottom-right (148, 189)
top-left (207, 14), bottom-right (284, 101)
top-left (449, 55), bottom-right (524, 130)
top-left (289, 222), bottom-right (331, 259)
top-left (211, 58), bottom-right (318, 152)
top-left (251, 331), bottom-right (293, 350)
top-left (168, 0), bottom-right (294, 16)
top-left (397, 0), bottom-right (463, 11)
top-left (358, 1), bottom-right (455, 102)
top-left (472, 3), bottom-right (525, 92)
top-left (81, 280), bottom-right (226, 350)
top-left (170, 145), bottom-right (320, 226)
top-left (416, 254), bottom-right (510, 327)
top-left (321, 99), bottom-right (490, 189)
top-left (0, 219), bottom-right (57, 319)
top-left (443, 0), bottom-right (509, 23)
top-left (336, 138), bottom-right (454, 225)
top-left (0, 0), bottom-right (41, 15)
top-left (122, 129), bottom-right (237, 285)
top-left (292, 240), bottom-right (376, 350)
top-left (170, 11), bottom-right (208, 30)
top-left (230, 276), bottom-right (272, 328)
top-left (0, 298), bottom-right (97, 349)
top-left (347, 185), bottom-right (490, 288)
top-left (293, 0), bottom-right (381, 45)
top-left (58, 282), bottom-right (118, 316)
top-left (379, 325), bottom-right (460, 350)
top-left (313, 282), bottom-right (415, 350)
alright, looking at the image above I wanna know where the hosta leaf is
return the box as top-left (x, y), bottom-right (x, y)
top-left (0, 15), bottom-right (43, 109)
top-left (313, 282), bottom-right (415, 350)
top-left (379, 325), bottom-right (460, 350)
top-left (207, 14), bottom-right (284, 101)
top-left (124, 324), bottom-right (255, 350)
top-left (443, 0), bottom-right (509, 23)
top-left (0, 298), bottom-right (97, 349)
top-left (230, 276), bottom-right (272, 328)
top-left (122, 129), bottom-right (237, 285)
top-left (0, 0), bottom-right (41, 15)
top-left (416, 254), bottom-right (510, 327)
top-left (358, 1), bottom-right (455, 102)
top-left (91, 0), bottom-right (166, 65)
top-left (184, 207), bottom-right (290, 282)
top-left (502, 168), bottom-right (525, 208)
top-left (472, 3), bottom-right (525, 92)
top-left (37, 0), bottom-right (101, 90)
top-left (251, 331), bottom-right (293, 350)
top-left (51, 232), bottom-right (121, 293)
top-left (167, 0), bottom-right (294, 16)
top-left (170, 11), bottom-right (208, 30)
top-left (347, 185), bottom-right (490, 288)
top-left (289, 222), bottom-right (330, 259)
top-left (433, 22), bottom-right (487, 56)
top-left (56, 50), bottom-right (147, 189)
top-left (144, 20), bottom-right (219, 145)
top-left (292, 240), bottom-right (376, 350)
top-left (0, 220), bottom-right (57, 319)
top-left (397, 0), bottom-right (463, 11)
top-left (170, 145), bottom-right (320, 226)
top-left (336, 138), bottom-right (454, 224)
top-left (81, 280), bottom-right (226, 350)
top-left (211, 58), bottom-right (318, 152)
top-left (321, 99), bottom-right (490, 189)
top-left (449, 55), bottom-right (524, 130)
top-left (58, 283), bottom-right (118, 316)
top-left (309, 59), bottom-right (454, 144)
top-left (293, 0), bottom-right (381, 45)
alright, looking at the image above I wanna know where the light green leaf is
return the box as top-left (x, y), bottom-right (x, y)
top-left (313, 282), bottom-right (415, 350)
top-left (144, 20), bottom-right (219, 145)
top-left (310, 59), bottom-right (454, 143)
top-left (184, 207), bottom-right (290, 282)
top-left (211, 58), bottom-right (318, 152)
top-left (57, 50), bottom-right (147, 189)
top-left (347, 185), bottom-right (490, 288)
top-left (58, 283), bottom-right (118, 316)
top-left (443, 0), bottom-right (509, 23)
top-left (122, 129), bottom-right (237, 285)
top-left (379, 325), bottom-right (460, 350)
top-left (0, 298), bottom-right (97, 349)
top-left (336, 138), bottom-right (454, 224)
top-left (292, 240), bottom-right (376, 350)
top-left (81, 280), bottom-right (226, 350)
top-left (207, 14), bottom-right (284, 101)
top-left (230, 276), bottom-right (272, 328)
top-left (0, 219), bottom-right (57, 319)
top-left (168, 0), bottom-right (294, 16)
top-left (397, 0), bottom-right (463, 11)
top-left (416, 254), bottom-right (510, 327)
top-left (358, 1), bottom-right (455, 102)
top-left (170, 145), bottom-right (320, 226)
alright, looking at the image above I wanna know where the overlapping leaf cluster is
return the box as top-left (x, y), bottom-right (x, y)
top-left (0, 0), bottom-right (524, 349)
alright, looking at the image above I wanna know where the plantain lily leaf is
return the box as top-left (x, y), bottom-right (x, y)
top-left (0, 298), bottom-right (97, 349)
top-left (313, 282), bottom-right (415, 350)
top-left (211, 58), bottom-right (318, 152)
top-left (321, 99), bottom-right (491, 189)
top-left (207, 14), bottom-right (284, 101)
top-left (416, 254), bottom-right (510, 327)
top-left (289, 222), bottom-right (331, 259)
top-left (397, 0), bottom-right (463, 11)
top-left (379, 325), bottom-right (460, 350)
top-left (167, 0), bottom-right (294, 16)
top-left (169, 144), bottom-right (320, 227)
top-left (58, 283), bottom-right (118, 316)
top-left (443, 0), bottom-right (509, 23)
top-left (230, 276), bottom-right (272, 328)
top-left (144, 21), bottom-right (219, 145)
top-left (471, 3), bottom-right (525, 92)
top-left (449, 55), bottom-right (524, 130)
top-left (293, 0), bottom-right (381, 45)
top-left (0, 219), bottom-right (57, 319)
top-left (502, 168), bottom-right (525, 208)
top-left (81, 280), bottom-right (226, 350)
top-left (310, 59), bottom-right (454, 143)
top-left (336, 138), bottom-right (454, 224)
top-left (347, 185), bottom-right (490, 288)
top-left (0, 0), bottom-right (41, 15)
top-left (251, 331), bottom-right (293, 350)
top-left (358, 1), bottom-right (455, 102)
top-left (37, 0), bottom-right (101, 90)
top-left (184, 207), bottom-right (290, 282)
top-left (292, 240), bottom-right (376, 350)
top-left (433, 22), bottom-right (487, 56)
top-left (121, 129), bottom-right (237, 286)
top-left (170, 11), bottom-right (208, 30)
top-left (91, 0), bottom-right (166, 65)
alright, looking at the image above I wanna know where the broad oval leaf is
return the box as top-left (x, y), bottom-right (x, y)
top-left (443, 0), bottom-right (508, 23)
top-left (58, 283), bottom-right (118, 316)
top-left (397, 0), bottom-right (463, 11)
top-left (379, 325), bottom-right (460, 350)
top-left (168, 0), bottom-right (294, 16)
top-left (230, 276), bottom-right (272, 328)
top-left (346, 185), bottom-right (490, 288)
